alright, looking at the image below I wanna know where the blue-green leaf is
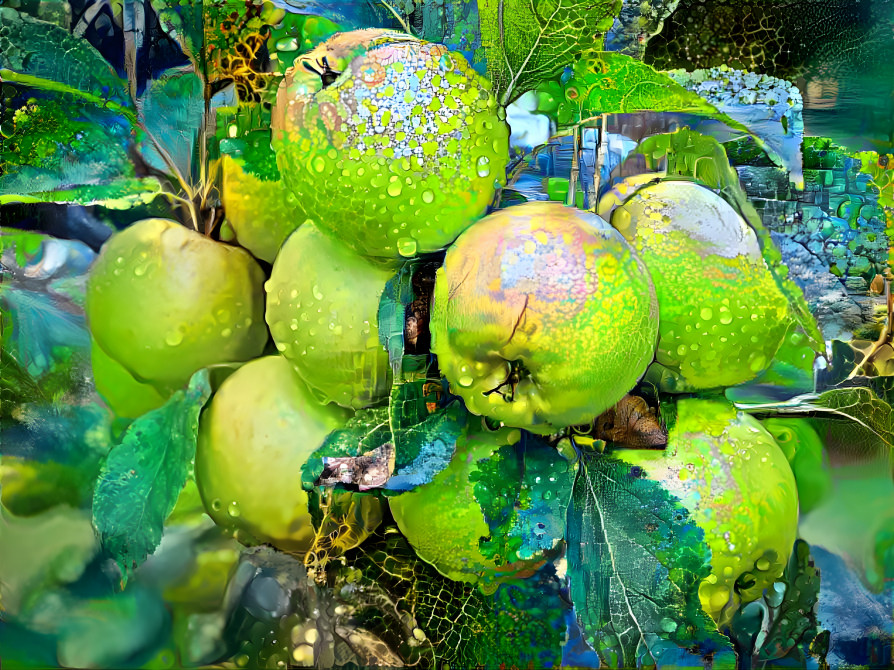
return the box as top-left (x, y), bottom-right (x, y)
top-left (565, 453), bottom-right (731, 666)
top-left (0, 7), bottom-right (129, 104)
top-left (92, 369), bottom-right (212, 578)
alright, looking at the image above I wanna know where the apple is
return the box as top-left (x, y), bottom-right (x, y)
top-left (195, 355), bottom-right (366, 554)
top-left (389, 421), bottom-right (569, 586)
top-left (265, 223), bottom-right (393, 409)
top-left (430, 201), bottom-right (659, 434)
top-left (220, 154), bottom-right (303, 264)
top-left (611, 181), bottom-right (792, 390)
top-left (85, 219), bottom-right (268, 393)
top-left (90, 339), bottom-right (167, 419)
top-left (615, 398), bottom-right (799, 626)
top-left (271, 29), bottom-right (509, 260)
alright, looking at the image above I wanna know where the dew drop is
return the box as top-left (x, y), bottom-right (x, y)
top-left (312, 285), bottom-right (324, 300)
top-left (476, 156), bottom-right (491, 177)
top-left (228, 501), bottom-right (241, 518)
top-left (457, 375), bottom-right (475, 387)
top-left (421, 189), bottom-right (435, 204)
top-left (211, 498), bottom-right (223, 512)
top-left (397, 237), bottom-right (418, 256)
top-left (165, 331), bottom-right (183, 346)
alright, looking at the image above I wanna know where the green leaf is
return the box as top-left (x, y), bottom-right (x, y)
top-left (92, 369), bottom-right (212, 579)
top-left (728, 540), bottom-right (824, 664)
top-left (811, 387), bottom-right (894, 451)
top-left (479, 0), bottom-right (621, 105)
top-left (475, 435), bottom-right (575, 566)
top-left (0, 8), bottom-right (129, 104)
top-left (535, 53), bottom-right (718, 125)
top-left (0, 98), bottom-right (135, 197)
top-left (565, 453), bottom-right (731, 667)
top-left (0, 178), bottom-right (164, 209)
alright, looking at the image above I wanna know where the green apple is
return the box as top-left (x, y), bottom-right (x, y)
top-left (195, 355), bottom-right (355, 553)
top-left (616, 398), bottom-right (799, 626)
top-left (611, 181), bottom-right (792, 390)
top-left (389, 421), bottom-right (537, 585)
top-left (86, 219), bottom-right (268, 392)
top-left (431, 201), bottom-right (658, 435)
top-left (265, 223), bottom-right (393, 409)
top-left (221, 154), bottom-right (303, 263)
top-left (90, 339), bottom-right (167, 419)
top-left (271, 29), bottom-right (509, 260)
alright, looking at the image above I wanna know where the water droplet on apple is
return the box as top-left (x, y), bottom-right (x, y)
top-left (476, 156), bottom-right (491, 177)
top-left (228, 501), bottom-right (241, 517)
top-left (458, 375), bottom-right (474, 387)
top-left (165, 331), bottom-right (183, 346)
top-left (397, 237), bottom-right (418, 256)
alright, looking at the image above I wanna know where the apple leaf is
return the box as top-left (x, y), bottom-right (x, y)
top-left (668, 67), bottom-right (805, 187)
top-left (811, 388), bottom-right (894, 452)
top-left (479, 0), bottom-right (621, 106)
top-left (535, 53), bottom-right (718, 125)
top-left (0, 7), bottom-right (129, 104)
top-left (476, 434), bottom-right (575, 566)
top-left (92, 369), bottom-right (212, 579)
top-left (728, 540), bottom-right (826, 665)
top-left (565, 453), bottom-right (731, 667)
top-left (138, 66), bottom-right (205, 179)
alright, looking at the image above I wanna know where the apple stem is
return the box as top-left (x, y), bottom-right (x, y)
top-left (592, 114), bottom-right (609, 211)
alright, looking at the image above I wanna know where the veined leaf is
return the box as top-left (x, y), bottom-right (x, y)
top-left (92, 370), bottom-right (212, 579)
top-left (565, 453), bottom-right (731, 667)
top-left (737, 387), bottom-right (894, 451)
top-left (138, 67), bottom-right (205, 180)
top-left (811, 388), bottom-right (894, 451)
top-left (0, 8), bottom-right (129, 104)
top-left (535, 52), bottom-right (718, 125)
top-left (479, 0), bottom-right (621, 106)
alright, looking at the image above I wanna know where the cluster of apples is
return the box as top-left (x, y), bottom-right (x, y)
top-left (86, 30), bottom-right (800, 628)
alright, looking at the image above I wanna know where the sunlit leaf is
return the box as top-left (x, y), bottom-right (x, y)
top-left (479, 0), bottom-right (621, 105)
top-left (535, 52), bottom-right (717, 125)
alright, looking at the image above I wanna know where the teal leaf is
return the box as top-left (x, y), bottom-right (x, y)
top-left (476, 434), bottom-right (575, 565)
top-left (0, 8), bottom-right (129, 105)
top-left (138, 66), bottom-right (205, 179)
top-left (565, 453), bottom-right (731, 666)
top-left (479, 0), bottom-right (621, 105)
top-left (302, 382), bottom-right (466, 493)
top-left (377, 263), bottom-right (416, 376)
top-left (92, 370), bottom-right (212, 578)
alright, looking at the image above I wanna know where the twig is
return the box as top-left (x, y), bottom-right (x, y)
top-left (378, 0), bottom-right (415, 36)
top-left (566, 124), bottom-right (580, 207)
top-left (593, 114), bottom-right (608, 211)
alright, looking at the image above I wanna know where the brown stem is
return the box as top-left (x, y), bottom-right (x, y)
top-left (847, 272), bottom-right (894, 378)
